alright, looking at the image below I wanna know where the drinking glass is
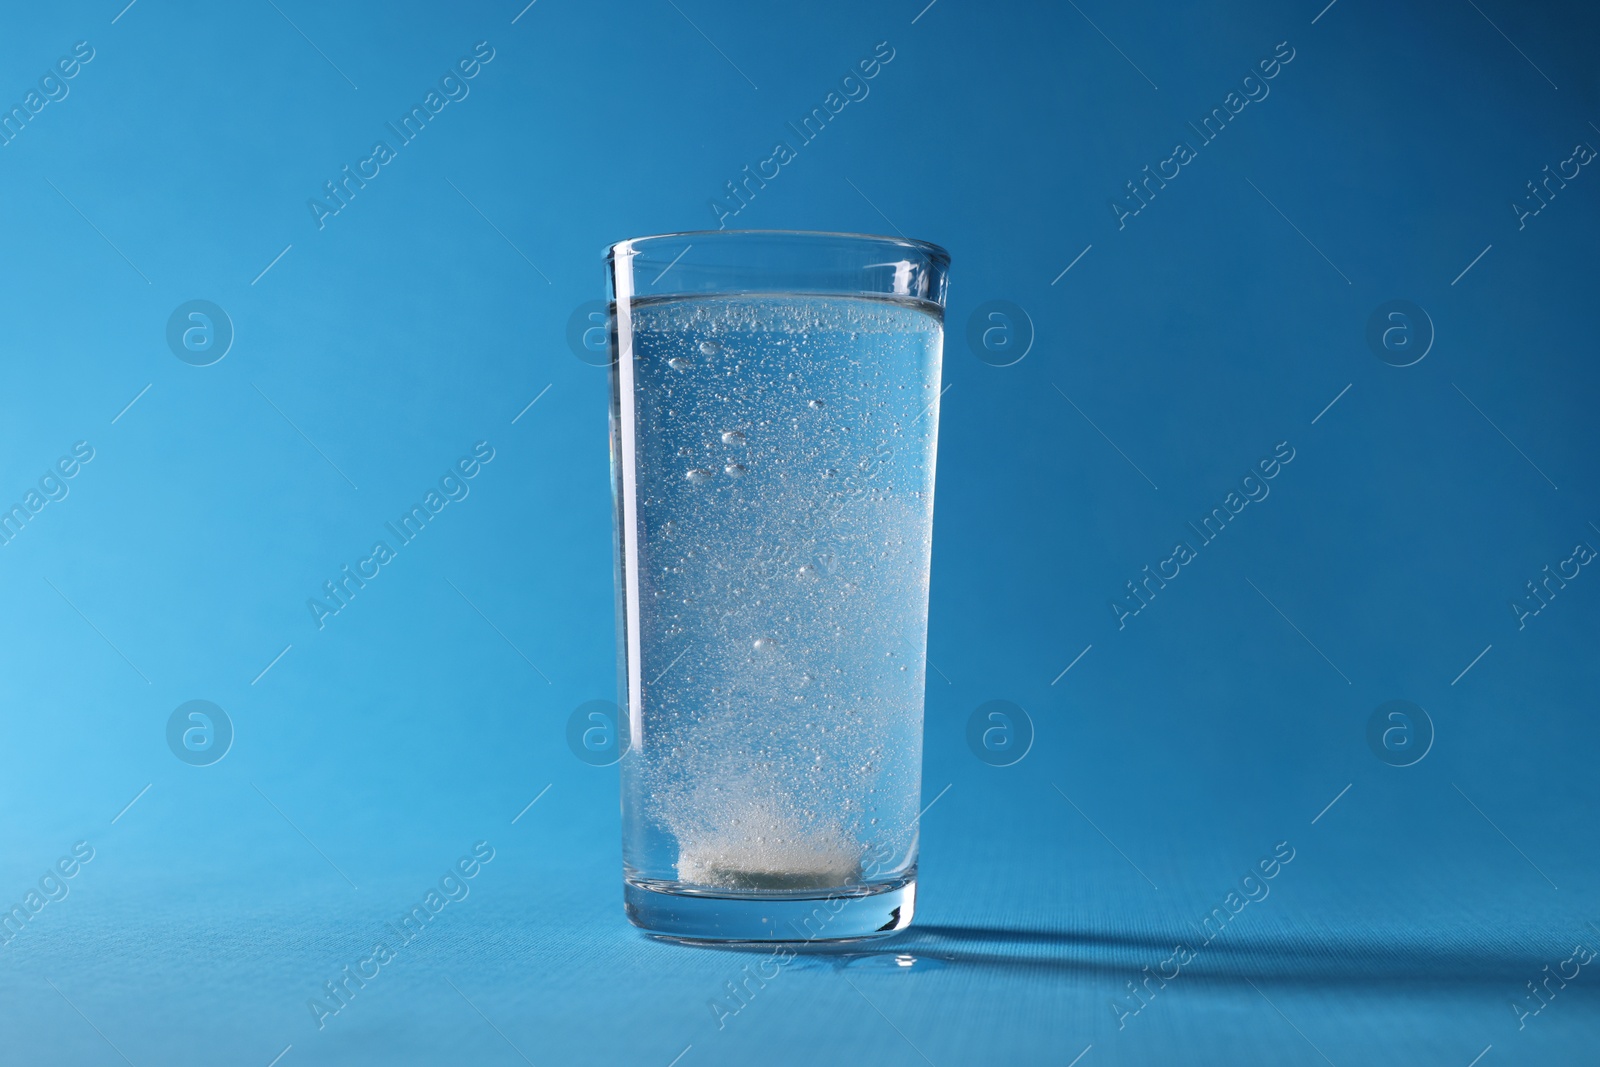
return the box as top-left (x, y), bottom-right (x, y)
top-left (607, 230), bottom-right (949, 940)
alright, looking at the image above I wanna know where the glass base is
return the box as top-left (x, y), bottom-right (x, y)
top-left (624, 875), bottom-right (916, 942)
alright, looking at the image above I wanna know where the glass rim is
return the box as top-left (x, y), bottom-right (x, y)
top-left (608, 228), bottom-right (950, 266)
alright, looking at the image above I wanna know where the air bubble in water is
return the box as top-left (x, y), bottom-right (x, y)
top-left (685, 468), bottom-right (713, 485)
top-left (699, 340), bottom-right (720, 356)
top-left (725, 463), bottom-right (746, 478)
top-left (721, 430), bottom-right (746, 445)
top-left (668, 357), bottom-right (692, 372)
top-left (753, 636), bottom-right (777, 652)
top-left (808, 398), bottom-right (825, 409)
top-left (798, 564), bottom-right (818, 579)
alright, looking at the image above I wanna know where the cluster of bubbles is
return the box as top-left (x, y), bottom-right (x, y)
top-left (621, 294), bottom-right (943, 890)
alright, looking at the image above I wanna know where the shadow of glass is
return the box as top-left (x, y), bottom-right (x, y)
top-left (743, 921), bottom-right (1584, 992)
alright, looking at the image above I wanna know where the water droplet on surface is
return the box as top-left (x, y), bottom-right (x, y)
top-left (699, 340), bottom-right (720, 356)
top-left (797, 564), bottom-right (818, 579)
top-left (842, 953), bottom-right (948, 973)
top-left (752, 636), bottom-right (777, 653)
top-left (724, 463), bottom-right (746, 478)
top-left (721, 430), bottom-right (746, 445)
top-left (685, 468), bottom-right (713, 485)
top-left (821, 468), bottom-right (838, 478)
top-left (668, 357), bottom-right (691, 372)
top-left (808, 398), bottom-right (825, 410)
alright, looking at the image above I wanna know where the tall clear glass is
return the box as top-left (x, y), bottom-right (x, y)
top-left (607, 230), bottom-right (949, 941)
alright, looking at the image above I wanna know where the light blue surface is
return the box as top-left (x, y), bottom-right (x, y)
top-left (0, 0), bottom-right (1597, 1063)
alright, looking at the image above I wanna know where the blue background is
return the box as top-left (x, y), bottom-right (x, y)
top-left (1, 0), bottom-right (1597, 1063)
